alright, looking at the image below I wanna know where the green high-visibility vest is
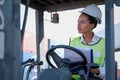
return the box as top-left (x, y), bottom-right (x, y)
top-left (70, 37), bottom-right (105, 67)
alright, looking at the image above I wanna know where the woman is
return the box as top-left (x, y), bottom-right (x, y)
top-left (70, 4), bottom-right (105, 80)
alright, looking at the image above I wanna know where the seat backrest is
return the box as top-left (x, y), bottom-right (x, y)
top-left (37, 67), bottom-right (72, 80)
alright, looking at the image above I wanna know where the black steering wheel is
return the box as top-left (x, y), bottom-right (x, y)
top-left (46, 45), bottom-right (87, 72)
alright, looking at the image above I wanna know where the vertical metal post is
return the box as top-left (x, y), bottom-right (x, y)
top-left (36, 10), bottom-right (44, 73)
top-left (0, 0), bottom-right (21, 80)
top-left (105, 0), bottom-right (115, 80)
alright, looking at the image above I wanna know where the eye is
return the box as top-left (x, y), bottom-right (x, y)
top-left (79, 20), bottom-right (88, 24)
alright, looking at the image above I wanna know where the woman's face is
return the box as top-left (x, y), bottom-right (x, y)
top-left (77, 13), bottom-right (94, 34)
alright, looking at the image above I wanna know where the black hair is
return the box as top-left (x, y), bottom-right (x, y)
top-left (83, 13), bottom-right (97, 29)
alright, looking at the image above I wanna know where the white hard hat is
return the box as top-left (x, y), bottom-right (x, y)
top-left (80, 4), bottom-right (102, 24)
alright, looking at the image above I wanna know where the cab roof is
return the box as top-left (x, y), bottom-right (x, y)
top-left (21, 0), bottom-right (104, 11)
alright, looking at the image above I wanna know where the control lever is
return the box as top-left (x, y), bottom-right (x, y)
top-left (21, 58), bottom-right (35, 65)
top-left (86, 63), bottom-right (99, 69)
top-left (78, 70), bottom-right (87, 80)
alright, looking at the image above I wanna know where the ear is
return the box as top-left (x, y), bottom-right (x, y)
top-left (90, 23), bottom-right (95, 29)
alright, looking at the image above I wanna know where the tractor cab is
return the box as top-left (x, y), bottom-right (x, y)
top-left (0, 0), bottom-right (120, 80)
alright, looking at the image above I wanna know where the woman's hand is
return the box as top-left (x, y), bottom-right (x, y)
top-left (90, 68), bottom-right (100, 75)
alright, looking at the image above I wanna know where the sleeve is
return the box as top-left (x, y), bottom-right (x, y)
top-left (98, 61), bottom-right (105, 80)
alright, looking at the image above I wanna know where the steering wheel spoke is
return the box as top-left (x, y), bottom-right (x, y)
top-left (46, 45), bottom-right (87, 72)
top-left (49, 51), bottom-right (63, 67)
